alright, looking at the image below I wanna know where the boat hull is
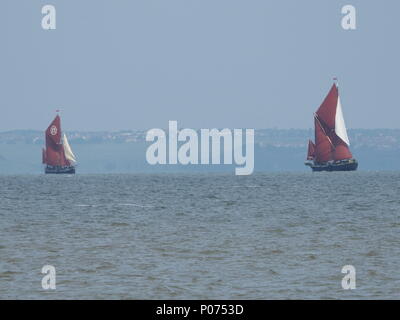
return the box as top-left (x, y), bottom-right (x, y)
top-left (45, 165), bottom-right (75, 174)
top-left (305, 159), bottom-right (358, 172)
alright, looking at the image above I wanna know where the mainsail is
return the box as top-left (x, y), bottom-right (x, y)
top-left (43, 113), bottom-right (76, 174)
top-left (310, 82), bottom-right (353, 163)
top-left (62, 133), bottom-right (77, 164)
top-left (314, 116), bottom-right (333, 163)
top-left (44, 115), bottom-right (71, 167)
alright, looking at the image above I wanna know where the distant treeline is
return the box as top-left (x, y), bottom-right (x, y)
top-left (1, 129), bottom-right (400, 173)
top-left (2, 129), bottom-right (400, 149)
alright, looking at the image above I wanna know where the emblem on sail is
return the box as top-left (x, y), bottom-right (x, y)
top-left (50, 125), bottom-right (58, 136)
top-left (305, 79), bottom-right (358, 171)
top-left (43, 113), bottom-right (77, 174)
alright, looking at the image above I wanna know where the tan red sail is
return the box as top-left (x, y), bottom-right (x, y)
top-left (307, 140), bottom-right (315, 160)
top-left (46, 115), bottom-right (61, 146)
top-left (44, 115), bottom-right (70, 167)
top-left (316, 84), bottom-right (338, 131)
top-left (332, 138), bottom-right (352, 161)
top-left (314, 116), bottom-right (333, 163)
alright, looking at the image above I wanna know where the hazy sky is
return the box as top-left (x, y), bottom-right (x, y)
top-left (0, 0), bottom-right (398, 131)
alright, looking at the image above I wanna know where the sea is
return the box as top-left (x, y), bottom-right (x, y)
top-left (0, 172), bottom-right (399, 299)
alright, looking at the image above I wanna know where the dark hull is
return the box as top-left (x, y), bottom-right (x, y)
top-left (305, 159), bottom-right (358, 172)
top-left (45, 165), bottom-right (75, 174)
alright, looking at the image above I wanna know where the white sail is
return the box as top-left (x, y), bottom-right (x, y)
top-left (62, 133), bottom-right (77, 164)
top-left (334, 97), bottom-right (350, 146)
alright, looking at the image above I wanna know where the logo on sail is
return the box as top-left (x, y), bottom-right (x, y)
top-left (50, 125), bottom-right (58, 136)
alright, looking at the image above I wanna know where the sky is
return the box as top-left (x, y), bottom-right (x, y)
top-left (0, 0), bottom-right (399, 131)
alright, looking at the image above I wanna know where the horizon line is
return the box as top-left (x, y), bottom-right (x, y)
top-left (4, 127), bottom-right (400, 134)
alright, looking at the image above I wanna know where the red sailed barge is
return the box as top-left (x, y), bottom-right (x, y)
top-left (305, 80), bottom-right (358, 172)
top-left (43, 113), bottom-right (77, 174)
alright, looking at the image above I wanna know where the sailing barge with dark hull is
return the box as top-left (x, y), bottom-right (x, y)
top-left (305, 80), bottom-right (358, 172)
top-left (43, 114), bottom-right (77, 174)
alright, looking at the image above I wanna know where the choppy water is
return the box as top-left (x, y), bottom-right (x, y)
top-left (0, 172), bottom-right (399, 299)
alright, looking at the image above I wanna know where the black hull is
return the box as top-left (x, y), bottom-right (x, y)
top-left (45, 165), bottom-right (75, 174)
top-left (305, 159), bottom-right (358, 172)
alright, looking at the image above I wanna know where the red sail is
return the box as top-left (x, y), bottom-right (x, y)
top-left (315, 84), bottom-right (338, 131)
top-left (333, 138), bottom-right (353, 161)
top-left (61, 147), bottom-right (70, 166)
top-left (44, 115), bottom-right (69, 166)
top-left (46, 115), bottom-right (61, 146)
top-left (307, 140), bottom-right (315, 160)
top-left (314, 117), bottom-right (333, 163)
